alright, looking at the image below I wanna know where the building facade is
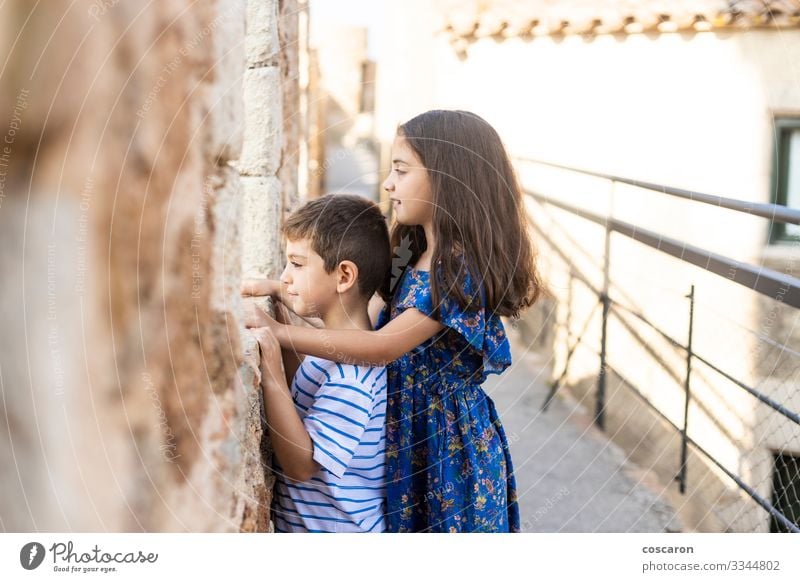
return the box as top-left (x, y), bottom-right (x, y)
top-left (374, 0), bottom-right (800, 532)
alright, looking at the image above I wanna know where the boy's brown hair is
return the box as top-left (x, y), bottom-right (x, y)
top-left (283, 193), bottom-right (390, 299)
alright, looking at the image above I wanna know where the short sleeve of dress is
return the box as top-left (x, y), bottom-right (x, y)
top-left (385, 266), bottom-right (512, 378)
top-left (434, 268), bottom-right (512, 377)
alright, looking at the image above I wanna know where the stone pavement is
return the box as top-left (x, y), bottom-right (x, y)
top-left (484, 340), bottom-right (684, 532)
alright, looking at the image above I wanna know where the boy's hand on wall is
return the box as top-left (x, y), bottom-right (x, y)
top-left (252, 327), bottom-right (284, 389)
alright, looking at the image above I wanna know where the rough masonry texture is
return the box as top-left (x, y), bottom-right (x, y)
top-left (0, 0), bottom-right (301, 532)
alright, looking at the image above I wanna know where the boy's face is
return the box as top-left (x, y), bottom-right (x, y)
top-left (279, 237), bottom-right (338, 319)
top-left (383, 135), bottom-right (434, 226)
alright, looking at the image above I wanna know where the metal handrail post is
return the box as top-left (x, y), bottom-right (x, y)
top-left (596, 183), bottom-right (614, 430)
top-left (678, 284), bottom-right (696, 494)
top-left (596, 292), bottom-right (609, 430)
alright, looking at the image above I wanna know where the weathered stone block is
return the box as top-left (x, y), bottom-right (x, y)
top-left (210, 165), bottom-right (244, 320)
top-left (239, 67), bottom-right (283, 177)
top-left (246, 0), bottom-right (280, 68)
top-left (241, 175), bottom-right (283, 278)
top-left (207, 0), bottom-right (246, 163)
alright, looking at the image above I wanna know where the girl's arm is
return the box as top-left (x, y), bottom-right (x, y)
top-left (267, 308), bottom-right (445, 367)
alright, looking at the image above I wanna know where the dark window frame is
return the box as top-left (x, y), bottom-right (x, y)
top-left (770, 450), bottom-right (800, 533)
top-left (769, 117), bottom-right (800, 244)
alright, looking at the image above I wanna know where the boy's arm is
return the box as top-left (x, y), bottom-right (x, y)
top-left (272, 300), bottom-right (303, 388)
top-left (252, 327), bottom-right (320, 483)
top-left (258, 308), bottom-right (445, 366)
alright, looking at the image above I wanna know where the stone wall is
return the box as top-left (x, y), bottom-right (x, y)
top-left (0, 0), bottom-right (300, 532)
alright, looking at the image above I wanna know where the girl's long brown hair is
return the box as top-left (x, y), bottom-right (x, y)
top-left (381, 110), bottom-right (547, 319)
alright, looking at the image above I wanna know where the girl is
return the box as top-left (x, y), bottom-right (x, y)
top-left (248, 110), bottom-right (546, 532)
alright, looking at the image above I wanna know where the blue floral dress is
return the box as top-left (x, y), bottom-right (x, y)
top-left (376, 265), bottom-right (520, 532)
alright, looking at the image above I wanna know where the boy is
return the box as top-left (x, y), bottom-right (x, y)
top-left (244, 194), bottom-right (391, 533)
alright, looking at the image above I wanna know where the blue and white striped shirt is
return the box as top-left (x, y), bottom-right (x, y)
top-left (272, 356), bottom-right (387, 533)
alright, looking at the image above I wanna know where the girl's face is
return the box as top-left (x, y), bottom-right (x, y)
top-left (382, 135), bottom-right (434, 226)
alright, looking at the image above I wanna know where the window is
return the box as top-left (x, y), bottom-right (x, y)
top-left (770, 451), bottom-right (800, 532)
top-left (770, 118), bottom-right (800, 244)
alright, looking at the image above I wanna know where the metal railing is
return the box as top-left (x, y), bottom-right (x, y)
top-left (519, 157), bottom-right (800, 227)
top-left (519, 157), bottom-right (800, 533)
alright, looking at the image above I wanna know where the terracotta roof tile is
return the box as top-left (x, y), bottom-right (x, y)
top-left (437, 0), bottom-right (800, 40)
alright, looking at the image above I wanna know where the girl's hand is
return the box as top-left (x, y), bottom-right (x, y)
top-left (273, 298), bottom-right (325, 330)
top-left (241, 278), bottom-right (279, 297)
top-left (251, 327), bottom-right (284, 389)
